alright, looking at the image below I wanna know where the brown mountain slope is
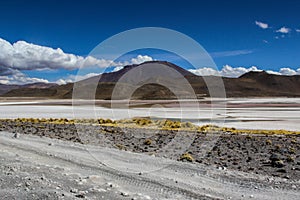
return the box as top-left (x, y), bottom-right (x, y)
top-left (0, 82), bottom-right (58, 96)
top-left (2, 61), bottom-right (300, 99)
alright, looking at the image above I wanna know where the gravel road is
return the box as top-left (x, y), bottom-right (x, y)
top-left (0, 132), bottom-right (299, 200)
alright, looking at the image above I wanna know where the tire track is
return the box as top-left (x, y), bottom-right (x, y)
top-left (0, 132), bottom-right (219, 200)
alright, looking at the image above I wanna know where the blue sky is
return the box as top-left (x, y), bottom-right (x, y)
top-left (0, 0), bottom-right (300, 84)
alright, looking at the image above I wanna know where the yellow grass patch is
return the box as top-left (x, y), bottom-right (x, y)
top-left (0, 118), bottom-right (299, 135)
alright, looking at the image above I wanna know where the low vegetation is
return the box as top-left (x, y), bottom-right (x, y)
top-left (143, 139), bottom-right (152, 145)
top-left (0, 118), bottom-right (299, 135)
top-left (179, 153), bottom-right (194, 162)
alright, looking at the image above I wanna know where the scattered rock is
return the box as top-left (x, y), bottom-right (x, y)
top-left (75, 193), bottom-right (85, 198)
top-left (277, 168), bottom-right (287, 173)
top-left (70, 188), bottom-right (78, 193)
top-left (274, 160), bottom-right (285, 168)
top-left (270, 153), bottom-right (281, 162)
top-left (120, 191), bottom-right (129, 197)
top-left (13, 133), bottom-right (19, 138)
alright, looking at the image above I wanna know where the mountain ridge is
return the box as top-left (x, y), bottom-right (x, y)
top-left (1, 61), bottom-right (300, 99)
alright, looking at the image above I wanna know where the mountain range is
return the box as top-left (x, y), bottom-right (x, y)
top-left (1, 61), bottom-right (300, 99)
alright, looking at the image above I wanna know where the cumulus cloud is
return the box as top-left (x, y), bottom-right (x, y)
top-left (266, 70), bottom-right (281, 75)
top-left (276, 27), bottom-right (291, 34)
top-left (296, 29), bottom-right (300, 33)
top-left (221, 65), bottom-right (261, 77)
top-left (112, 66), bottom-right (125, 72)
top-left (0, 38), bottom-right (123, 71)
top-left (0, 37), bottom-right (155, 72)
top-left (188, 65), bottom-right (300, 78)
top-left (55, 55), bottom-right (154, 84)
top-left (1, 37), bottom-right (300, 85)
top-left (0, 70), bottom-right (49, 85)
top-left (0, 37), bottom-right (156, 84)
top-left (188, 67), bottom-right (219, 76)
top-left (279, 68), bottom-right (297, 75)
top-left (255, 21), bottom-right (269, 29)
top-left (131, 55), bottom-right (153, 64)
top-left (189, 65), bottom-right (261, 78)
top-left (111, 55), bottom-right (154, 72)
top-left (0, 53), bottom-right (153, 85)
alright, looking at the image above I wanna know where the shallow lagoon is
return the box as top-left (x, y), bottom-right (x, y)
top-left (0, 98), bottom-right (299, 131)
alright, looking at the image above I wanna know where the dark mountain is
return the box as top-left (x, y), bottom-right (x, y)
top-left (224, 71), bottom-right (300, 97)
top-left (0, 82), bottom-right (57, 95)
top-left (1, 61), bottom-right (300, 99)
top-left (0, 84), bottom-right (20, 95)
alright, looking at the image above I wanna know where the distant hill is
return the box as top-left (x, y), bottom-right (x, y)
top-left (2, 61), bottom-right (300, 99)
top-left (0, 82), bottom-right (57, 95)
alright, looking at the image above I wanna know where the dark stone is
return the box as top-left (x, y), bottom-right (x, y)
top-left (270, 153), bottom-right (281, 161)
top-left (277, 169), bottom-right (287, 173)
top-left (273, 160), bottom-right (285, 168)
top-left (75, 194), bottom-right (85, 198)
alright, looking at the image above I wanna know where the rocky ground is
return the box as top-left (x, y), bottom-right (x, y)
top-left (0, 119), bottom-right (299, 183)
top-left (1, 130), bottom-right (300, 200)
top-left (0, 151), bottom-right (129, 200)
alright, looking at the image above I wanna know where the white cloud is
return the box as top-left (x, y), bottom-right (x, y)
top-left (296, 29), bottom-right (300, 32)
top-left (279, 68), bottom-right (297, 75)
top-left (255, 21), bottom-right (269, 29)
top-left (0, 37), bottom-right (155, 85)
top-left (55, 79), bottom-right (68, 85)
top-left (276, 27), bottom-right (291, 34)
top-left (56, 55), bottom-right (154, 84)
top-left (111, 55), bottom-right (154, 72)
top-left (189, 65), bottom-right (300, 77)
top-left (0, 37), bottom-right (154, 72)
top-left (189, 65), bottom-right (261, 78)
top-left (0, 70), bottom-right (49, 85)
top-left (131, 55), bottom-right (153, 64)
top-left (0, 53), bottom-right (154, 85)
top-left (0, 38), bottom-right (124, 71)
top-left (188, 67), bottom-right (219, 76)
top-left (1, 37), bottom-right (300, 85)
top-left (267, 68), bottom-right (300, 76)
top-left (112, 66), bottom-right (125, 72)
top-left (266, 70), bottom-right (281, 75)
top-left (221, 65), bottom-right (261, 77)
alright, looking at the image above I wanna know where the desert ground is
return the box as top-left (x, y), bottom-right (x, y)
top-left (0, 98), bottom-right (299, 199)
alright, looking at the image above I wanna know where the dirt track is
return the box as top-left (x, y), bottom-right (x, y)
top-left (0, 131), bottom-right (299, 200)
